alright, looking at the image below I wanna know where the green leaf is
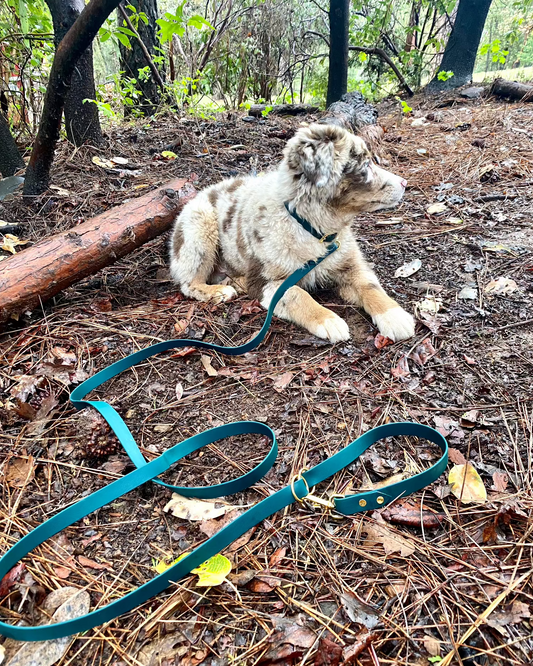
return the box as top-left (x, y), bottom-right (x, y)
top-left (118, 26), bottom-right (137, 38)
top-left (428, 658), bottom-right (442, 664)
top-left (116, 32), bottom-right (132, 48)
top-left (187, 14), bottom-right (214, 30)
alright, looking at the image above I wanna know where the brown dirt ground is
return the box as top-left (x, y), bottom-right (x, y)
top-left (0, 93), bottom-right (532, 666)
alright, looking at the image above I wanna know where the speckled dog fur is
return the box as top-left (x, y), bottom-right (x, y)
top-left (169, 123), bottom-right (415, 343)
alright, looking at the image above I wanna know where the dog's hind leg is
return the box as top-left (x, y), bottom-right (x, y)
top-left (169, 199), bottom-right (237, 304)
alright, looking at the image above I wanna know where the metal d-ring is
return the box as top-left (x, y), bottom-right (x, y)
top-left (291, 469), bottom-right (310, 503)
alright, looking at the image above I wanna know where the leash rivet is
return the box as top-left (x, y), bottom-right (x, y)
top-left (377, 496), bottom-right (385, 505)
top-left (359, 499), bottom-right (367, 507)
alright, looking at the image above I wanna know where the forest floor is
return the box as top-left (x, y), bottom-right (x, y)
top-left (0, 92), bottom-right (532, 666)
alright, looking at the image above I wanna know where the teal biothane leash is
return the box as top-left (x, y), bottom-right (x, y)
top-left (0, 212), bottom-right (448, 641)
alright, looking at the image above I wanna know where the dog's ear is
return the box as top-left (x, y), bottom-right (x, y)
top-left (284, 124), bottom-right (346, 187)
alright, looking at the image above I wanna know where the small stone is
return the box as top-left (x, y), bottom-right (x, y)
top-left (460, 86), bottom-right (484, 99)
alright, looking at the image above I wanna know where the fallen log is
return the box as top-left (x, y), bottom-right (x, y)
top-left (0, 177), bottom-right (196, 324)
top-left (248, 103), bottom-right (320, 117)
top-left (490, 78), bottom-right (533, 102)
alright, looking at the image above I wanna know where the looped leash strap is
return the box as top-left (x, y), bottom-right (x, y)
top-left (0, 423), bottom-right (447, 641)
top-left (0, 237), bottom-right (449, 641)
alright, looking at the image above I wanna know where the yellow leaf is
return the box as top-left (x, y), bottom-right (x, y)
top-left (161, 151), bottom-right (177, 159)
top-left (0, 233), bottom-right (29, 254)
top-left (192, 554), bottom-right (231, 587)
top-left (153, 553), bottom-right (231, 587)
top-left (448, 463), bottom-right (487, 504)
top-left (92, 156), bottom-right (115, 169)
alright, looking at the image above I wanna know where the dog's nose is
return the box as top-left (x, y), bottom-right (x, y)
top-left (401, 178), bottom-right (407, 189)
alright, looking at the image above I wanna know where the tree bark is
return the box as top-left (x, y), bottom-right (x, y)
top-left (0, 178), bottom-right (196, 324)
top-left (320, 91), bottom-right (378, 131)
top-left (45, 0), bottom-right (102, 146)
top-left (23, 0), bottom-right (124, 196)
top-left (118, 0), bottom-right (163, 115)
top-left (490, 78), bottom-right (533, 102)
top-left (0, 112), bottom-right (25, 177)
top-left (426, 0), bottom-right (493, 92)
top-left (248, 103), bottom-right (319, 117)
top-left (326, 0), bottom-right (349, 107)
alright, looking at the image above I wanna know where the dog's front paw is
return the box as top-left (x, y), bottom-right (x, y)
top-left (313, 312), bottom-right (351, 344)
top-left (374, 307), bottom-right (415, 342)
top-left (210, 285), bottom-right (238, 304)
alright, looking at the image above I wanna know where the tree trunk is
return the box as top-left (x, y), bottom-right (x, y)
top-left (0, 113), bottom-right (25, 177)
top-left (118, 0), bottom-right (163, 115)
top-left (24, 0), bottom-right (124, 196)
top-left (0, 178), bottom-right (196, 324)
top-left (426, 0), bottom-right (493, 92)
top-left (45, 0), bottom-right (102, 146)
top-left (326, 0), bottom-right (349, 107)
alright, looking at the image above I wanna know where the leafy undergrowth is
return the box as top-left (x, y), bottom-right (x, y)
top-left (0, 94), bottom-right (532, 666)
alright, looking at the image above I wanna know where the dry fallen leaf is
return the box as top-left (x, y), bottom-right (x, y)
top-left (394, 258), bottom-right (422, 278)
top-left (486, 600), bottom-right (531, 633)
top-left (423, 635), bottom-right (441, 657)
top-left (484, 276), bottom-right (518, 296)
top-left (273, 371), bottom-right (294, 391)
top-left (314, 637), bottom-right (343, 666)
top-left (10, 375), bottom-right (44, 402)
top-left (374, 334), bottom-right (393, 349)
top-left (78, 555), bottom-right (110, 570)
top-left (448, 463), bottom-right (487, 504)
top-left (0, 233), bottom-right (29, 254)
top-left (200, 354), bottom-right (218, 377)
top-left (92, 155), bottom-right (115, 169)
top-left (418, 296), bottom-right (442, 314)
top-left (426, 202), bottom-right (447, 215)
top-left (5, 456), bottom-right (35, 488)
top-left (263, 616), bottom-right (316, 662)
top-left (0, 562), bottom-right (25, 597)
top-left (163, 492), bottom-right (234, 521)
top-left (458, 286), bottom-right (477, 300)
top-left (410, 339), bottom-right (436, 366)
top-left (492, 470), bottom-right (509, 492)
top-left (448, 448), bottom-right (467, 465)
top-left (391, 355), bottom-right (410, 379)
top-left (363, 516), bottom-right (416, 557)
top-left (340, 590), bottom-right (380, 629)
top-left (175, 382), bottom-right (184, 400)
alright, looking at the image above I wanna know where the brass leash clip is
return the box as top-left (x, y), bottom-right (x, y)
top-left (291, 470), bottom-right (342, 514)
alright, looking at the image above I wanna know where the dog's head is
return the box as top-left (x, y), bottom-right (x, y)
top-left (282, 123), bottom-right (406, 213)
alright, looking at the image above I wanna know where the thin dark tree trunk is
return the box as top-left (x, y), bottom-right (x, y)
top-left (326, 0), bottom-right (349, 107)
top-left (23, 0), bottom-right (123, 196)
top-left (45, 0), bottom-right (102, 146)
top-left (118, 0), bottom-right (163, 115)
top-left (426, 0), bottom-right (493, 92)
top-left (0, 112), bottom-right (25, 177)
